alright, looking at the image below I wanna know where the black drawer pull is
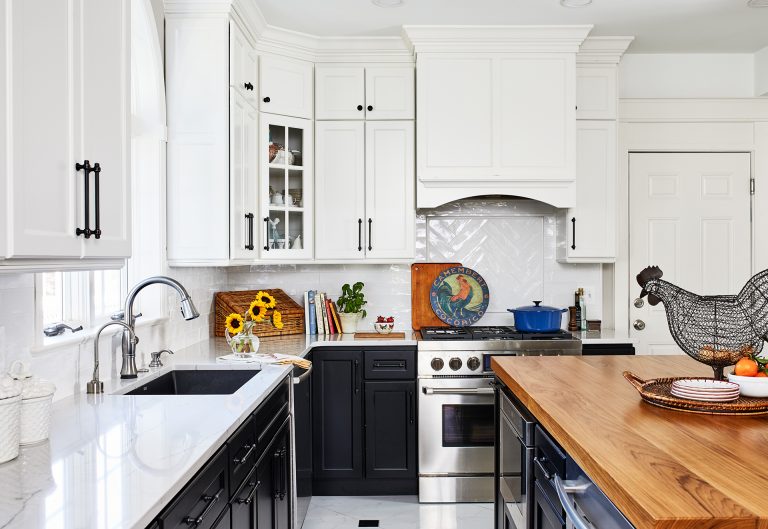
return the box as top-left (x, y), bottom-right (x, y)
top-left (408, 390), bottom-right (414, 424)
top-left (92, 162), bottom-right (102, 239)
top-left (233, 443), bottom-right (255, 466)
top-left (263, 217), bottom-right (270, 251)
top-left (235, 480), bottom-right (260, 505)
top-left (368, 218), bottom-right (372, 251)
top-left (358, 218), bottom-right (363, 251)
top-left (183, 487), bottom-right (223, 526)
top-left (245, 213), bottom-right (254, 250)
top-left (373, 360), bottom-right (406, 369)
top-left (571, 217), bottom-right (576, 250)
top-left (367, 105), bottom-right (373, 111)
top-left (75, 160), bottom-right (94, 239)
top-left (534, 456), bottom-right (553, 481)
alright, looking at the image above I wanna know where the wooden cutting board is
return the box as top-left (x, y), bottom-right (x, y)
top-left (411, 262), bottom-right (461, 330)
top-left (353, 332), bottom-right (406, 340)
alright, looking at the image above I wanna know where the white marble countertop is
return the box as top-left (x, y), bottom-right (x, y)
top-left (0, 334), bottom-right (417, 529)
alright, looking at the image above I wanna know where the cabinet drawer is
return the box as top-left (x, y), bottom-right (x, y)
top-left (159, 447), bottom-right (229, 529)
top-left (228, 415), bottom-right (257, 497)
top-left (364, 348), bottom-right (415, 379)
top-left (230, 466), bottom-right (260, 528)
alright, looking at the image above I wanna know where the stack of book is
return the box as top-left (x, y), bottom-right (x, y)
top-left (303, 291), bottom-right (344, 335)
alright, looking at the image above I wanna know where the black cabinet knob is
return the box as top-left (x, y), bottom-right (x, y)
top-left (367, 105), bottom-right (373, 111)
top-left (357, 105), bottom-right (363, 111)
top-left (263, 96), bottom-right (271, 103)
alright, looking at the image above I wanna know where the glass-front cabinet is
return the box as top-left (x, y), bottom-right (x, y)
top-left (260, 114), bottom-right (313, 259)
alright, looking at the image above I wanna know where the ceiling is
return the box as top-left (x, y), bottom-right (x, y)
top-left (255, 0), bottom-right (768, 53)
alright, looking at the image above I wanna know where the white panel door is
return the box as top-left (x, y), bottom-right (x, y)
top-left (230, 91), bottom-right (259, 260)
top-left (497, 54), bottom-right (575, 180)
top-left (417, 55), bottom-right (494, 181)
top-left (80, 0), bottom-right (131, 258)
top-left (576, 66), bottom-right (617, 120)
top-left (365, 121), bottom-right (415, 259)
top-left (230, 21), bottom-right (258, 107)
top-left (7, 0), bottom-right (82, 258)
top-left (365, 66), bottom-right (414, 120)
top-left (315, 121), bottom-right (365, 259)
top-left (629, 153), bottom-right (752, 355)
top-left (315, 65), bottom-right (365, 120)
top-left (260, 55), bottom-right (313, 120)
top-left (563, 121), bottom-right (616, 261)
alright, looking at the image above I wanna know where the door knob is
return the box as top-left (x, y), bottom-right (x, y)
top-left (634, 298), bottom-right (645, 308)
top-left (633, 320), bottom-right (646, 331)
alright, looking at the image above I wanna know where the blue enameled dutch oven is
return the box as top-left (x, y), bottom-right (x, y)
top-left (507, 301), bottom-right (568, 333)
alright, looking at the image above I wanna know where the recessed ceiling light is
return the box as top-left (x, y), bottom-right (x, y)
top-left (748, 0), bottom-right (768, 7)
top-left (372, 0), bottom-right (403, 7)
top-left (560, 0), bottom-right (592, 6)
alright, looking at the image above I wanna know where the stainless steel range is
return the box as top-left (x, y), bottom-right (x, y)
top-left (417, 326), bottom-right (581, 504)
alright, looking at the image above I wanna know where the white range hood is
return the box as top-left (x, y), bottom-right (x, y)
top-left (403, 25), bottom-right (593, 208)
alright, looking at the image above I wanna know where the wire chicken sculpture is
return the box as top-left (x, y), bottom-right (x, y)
top-left (637, 266), bottom-right (768, 380)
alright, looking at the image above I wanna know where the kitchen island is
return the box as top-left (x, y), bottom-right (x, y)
top-left (492, 354), bottom-right (768, 529)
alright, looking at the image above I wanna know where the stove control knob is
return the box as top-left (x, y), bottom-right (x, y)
top-left (431, 357), bottom-right (445, 371)
top-left (449, 357), bottom-right (462, 371)
top-left (467, 356), bottom-right (481, 371)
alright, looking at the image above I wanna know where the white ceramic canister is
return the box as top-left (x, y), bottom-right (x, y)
top-left (0, 376), bottom-right (22, 463)
top-left (9, 361), bottom-right (56, 445)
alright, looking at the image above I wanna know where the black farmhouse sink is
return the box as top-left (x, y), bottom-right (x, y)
top-left (125, 369), bottom-right (260, 395)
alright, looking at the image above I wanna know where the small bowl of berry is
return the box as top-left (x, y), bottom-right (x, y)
top-left (374, 316), bottom-right (395, 334)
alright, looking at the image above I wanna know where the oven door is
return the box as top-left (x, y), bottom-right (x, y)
top-left (500, 393), bottom-right (535, 529)
top-left (418, 377), bottom-right (496, 475)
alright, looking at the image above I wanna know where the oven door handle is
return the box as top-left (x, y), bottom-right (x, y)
top-left (422, 387), bottom-right (495, 395)
top-left (554, 475), bottom-right (594, 529)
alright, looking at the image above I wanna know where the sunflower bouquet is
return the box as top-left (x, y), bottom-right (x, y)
top-left (224, 290), bottom-right (284, 356)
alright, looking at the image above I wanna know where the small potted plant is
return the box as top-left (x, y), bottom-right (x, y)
top-left (336, 282), bottom-right (367, 334)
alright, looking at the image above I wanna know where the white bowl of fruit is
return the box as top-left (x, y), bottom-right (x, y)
top-left (374, 316), bottom-right (395, 334)
top-left (727, 356), bottom-right (768, 397)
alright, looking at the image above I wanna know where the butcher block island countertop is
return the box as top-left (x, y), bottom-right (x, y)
top-left (492, 355), bottom-right (768, 529)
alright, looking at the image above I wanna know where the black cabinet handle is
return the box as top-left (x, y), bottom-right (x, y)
top-left (534, 456), bottom-right (553, 481)
top-left (235, 480), bottom-right (260, 505)
top-left (357, 105), bottom-right (363, 111)
top-left (279, 448), bottom-right (287, 500)
top-left (272, 448), bottom-right (282, 499)
top-left (233, 442), bottom-right (255, 466)
top-left (183, 487), bottom-right (223, 526)
top-left (408, 390), bottom-right (414, 424)
top-left (357, 218), bottom-right (363, 252)
top-left (75, 160), bottom-right (94, 239)
top-left (245, 213), bottom-right (254, 250)
top-left (354, 359), bottom-right (360, 394)
top-left (367, 105), bottom-right (373, 111)
top-left (92, 163), bottom-right (102, 239)
top-left (571, 217), bottom-right (576, 250)
top-left (244, 82), bottom-right (253, 91)
top-left (263, 96), bottom-right (270, 103)
top-left (263, 217), bottom-right (270, 251)
top-left (367, 218), bottom-right (372, 251)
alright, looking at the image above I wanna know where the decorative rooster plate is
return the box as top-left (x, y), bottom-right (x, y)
top-left (429, 266), bottom-right (490, 327)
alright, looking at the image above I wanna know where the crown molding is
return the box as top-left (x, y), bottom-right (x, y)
top-left (577, 36), bottom-right (635, 65)
top-left (402, 25), bottom-right (593, 54)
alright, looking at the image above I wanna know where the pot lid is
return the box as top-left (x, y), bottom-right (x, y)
top-left (511, 301), bottom-right (563, 312)
top-left (0, 376), bottom-right (22, 400)
top-left (8, 361), bottom-right (56, 399)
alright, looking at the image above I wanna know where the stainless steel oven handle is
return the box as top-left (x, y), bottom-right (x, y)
top-left (554, 475), bottom-right (594, 529)
top-left (422, 387), bottom-right (495, 395)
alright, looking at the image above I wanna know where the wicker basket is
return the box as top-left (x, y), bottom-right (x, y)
top-left (214, 289), bottom-right (304, 338)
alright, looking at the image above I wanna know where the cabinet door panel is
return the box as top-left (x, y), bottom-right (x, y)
top-left (7, 0), bottom-right (81, 258)
top-left (497, 54), bottom-right (575, 180)
top-left (312, 350), bottom-right (363, 480)
top-left (364, 380), bottom-right (417, 479)
top-left (365, 121), bottom-right (414, 259)
top-left (365, 66), bottom-right (414, 120)
top-left (260, 55), bottom-right (313, 119)
top-left (576, 66), bottom-right (616, 120)
top-left (80, 0), bottom-right (131, 258)
top-left (417, 55), bottom-right (494, 180)
top-left (315, 121), bottom-right (366, 259)
top-left (230, 22), bottom-right (258, 108)
top-left (316, 65), bottom-right (365, 120)
top-left (230, 91), bottom-right (259, 260)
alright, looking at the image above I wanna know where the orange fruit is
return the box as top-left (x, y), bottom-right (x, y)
top-left (757, 371), bottom-right (768, 378)
top-left (735, 357), bottom-right (759, 377)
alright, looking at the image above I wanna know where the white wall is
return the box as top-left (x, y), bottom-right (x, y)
top-left (619, 54), bottom-right (756, 98)
top-left (756, 46), bottom-right (768, 97)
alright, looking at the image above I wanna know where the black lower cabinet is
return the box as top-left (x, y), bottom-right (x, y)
top-left (255, 417), bottom-right (292, 529)
top-left (212, 506), bottom-right (231, 529)
top-left (231, 467), bottom-right (260, 528)
top-left (313, 347), bottom-right (417, 495)
top-left (533, 481), bottom-right (565, 529)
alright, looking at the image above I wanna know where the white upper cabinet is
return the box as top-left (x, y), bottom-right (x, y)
top-left (230, 90), bottom-right (260, 261)
top-left (315, 121), bottom-right (366, 259)
top-left (365, 121), bottom-right (415, 259)
top-left (1, 0), bottom-right (130, 265)
top-left (315, 64), bottom-right (414, 120)
top-left (260, 55), bottom-right (313, 119)
top-left (557, 121), bottom-right (617, 262)
top-left (230, 21), bottom-right (258, 107)
top-left (576, 66), bottom-right (617, 120)
top-left (315, 66), bottom-right (366, 120)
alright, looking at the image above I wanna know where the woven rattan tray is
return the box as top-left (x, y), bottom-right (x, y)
top-left (623, 371), bottom-right (768, 416)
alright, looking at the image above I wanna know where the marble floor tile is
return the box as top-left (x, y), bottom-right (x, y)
top-left (301, 496), bottom-right (494, 529)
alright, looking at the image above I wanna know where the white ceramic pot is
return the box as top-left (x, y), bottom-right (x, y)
top-left (339, 312), bottom-right (362, 334)
top-left (0, 376), bottom-right (22, 464)
top-left (9, 361), bottom-right (56, 445)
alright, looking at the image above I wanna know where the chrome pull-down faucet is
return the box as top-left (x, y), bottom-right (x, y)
top-left (120, 276), bottom-right (200, 379)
